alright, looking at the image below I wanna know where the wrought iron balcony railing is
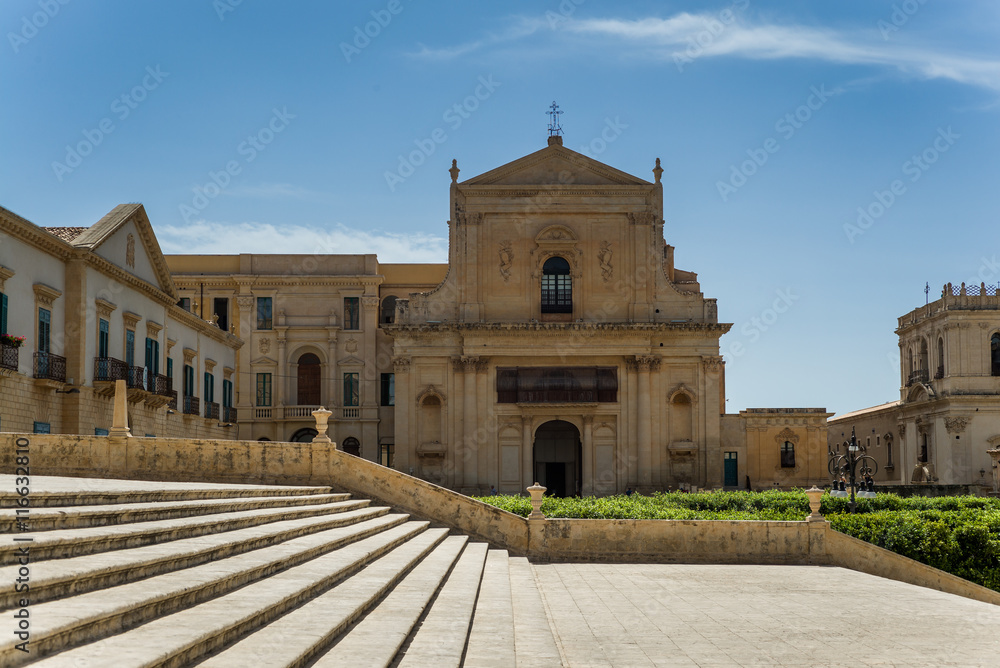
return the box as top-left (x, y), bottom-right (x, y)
top-left (907, 368), bottom-right (929, 386)
top-left (127, 365), bottom-right (146, 390)
top-left (222, 406), bottom-right (237, 423)
top-left (0, 344), bottom-right (18, 372)
top-left (148, 373), bottom-right (172, 396)
top-left (34, 352), bottom-right (67, 382)
top-left (205, 401), bottom-right (220, 420)
top-left (183, 395), bottom-right (200, 416)
top-left (94, 357), bottom-right (127, 382)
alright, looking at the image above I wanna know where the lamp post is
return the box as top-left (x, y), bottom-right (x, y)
top-left (828, 426), bottom-right (879, 514)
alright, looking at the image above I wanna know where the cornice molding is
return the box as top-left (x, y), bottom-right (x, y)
top-left (386, 321), bottom-right (732, 336)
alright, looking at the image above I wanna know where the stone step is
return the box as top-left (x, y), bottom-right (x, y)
top-left (0, 505), bottom-right (391, 610)
top-left (465, 549), bottom-right (517, 667)
top-left (508, 556), bottom-right (562, 665)
top-left (0, 477), bottom-right (334, 508)
top-left (395, 541), bottom-right (490, 668)
top-left (0, 513), bottom-right (418, 666)
top-left (31, 523), bottom-right (443, 668)
top-left (312, 535), bottom-right (469, 668)
top-left (0, 492), bottom-right (352, 532)
top-left (0, 498), bottom-right (371, 564)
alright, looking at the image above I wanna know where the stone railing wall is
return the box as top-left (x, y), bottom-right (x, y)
top-left (3, 432), bottom-right (999, 606)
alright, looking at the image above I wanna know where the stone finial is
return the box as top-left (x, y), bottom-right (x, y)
top-left (527, 482), bottom-right (547, 520)
top-left (653, 157), bottom-right (663, 184)
top-left (109, 379), bottom-right (132, 438)
top-left (449, 159), bottom-right (460, 184)
top-left (805, 486), bottom-right (824, 522)
top-left (312, 407), bottom-right (334, 446)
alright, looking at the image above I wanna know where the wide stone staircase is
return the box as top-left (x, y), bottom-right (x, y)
top-left (0, 479), bottom-right (560, 667)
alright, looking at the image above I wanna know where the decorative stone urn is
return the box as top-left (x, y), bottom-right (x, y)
top-left (805, 486), bottom-right (824, 522)
top-left (527, 482), bottom-right (547, 520)
top-left (311, 407), bottom-right (334, 445)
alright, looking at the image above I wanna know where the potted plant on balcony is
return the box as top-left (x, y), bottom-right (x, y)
top-left (1, 334), bottom-right (25, 348)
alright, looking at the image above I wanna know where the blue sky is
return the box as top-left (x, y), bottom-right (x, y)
top-left (2, 0), bottom-right (999, 416)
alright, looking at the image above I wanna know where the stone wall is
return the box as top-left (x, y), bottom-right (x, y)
top-left (4, 432), bottom-right (999, 606)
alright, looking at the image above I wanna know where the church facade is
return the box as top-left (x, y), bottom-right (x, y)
top-left (163, 136), bottom-right (833, 494)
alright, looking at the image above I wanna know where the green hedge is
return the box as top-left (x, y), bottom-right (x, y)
top-left (471, 490), bottom-right (1000, 592)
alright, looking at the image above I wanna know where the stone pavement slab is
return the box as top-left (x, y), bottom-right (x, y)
top-left (532, 563), bottom-right (1000, 668)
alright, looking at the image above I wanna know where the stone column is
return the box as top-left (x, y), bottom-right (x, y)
top-left (392, 356), bottom-right (411, 472)
top-left (636, 355), bottom-right (655, 489)
top-left (521, 415), bottom-right (533, 491)
top-left (476, 358), bottom-right (490, 489)
top-left (235, 295), bottom-right (255, 417)
top-left (582, 415), bottom-right (594, 497)
top-left (463, 357), bottom-right (479, 489)
top-left (276, 331), bottom-right (287, 409)
top-left (361, 295), bottom-right (379, 412)
top-left (326, 322), bottom-right (338, 409)
top-left (451, 358), bottom-right (465, 488)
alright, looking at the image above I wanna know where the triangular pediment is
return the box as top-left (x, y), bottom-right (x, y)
top-left (338, 354), bottom-right (365, 366)
top-left (72, 204), bottom-right (178, 300)
top-left (461, 143), bottom-right (652, 187)
top-left (251, 356), bottom-right (277, 366)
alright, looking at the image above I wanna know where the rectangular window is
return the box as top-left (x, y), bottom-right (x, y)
top-left (166, 357), bottom-right (173, 379)
top-left (344, 297), bottom-right (360, 330)
top-left (496, 367), bottom-right (618, 403)
top-left (213, 297), bottom-right (229, 331)
top-left (380, 373), bottom-right (395, 406)
top-left (178, 297), bottom-right (191, 312)
top-left (343, 372), bottom-right (360, 406)
top-left (1, 292), bottom-right (7, 335)
top-left (204, 372), bottom-right (215, 403)
top-left (222, 379), bottom-right (233, 408)
top-left (98, 319), bottom-right (109, 358)
top-left (256, 297), bottom-right (272, 330)
top-left (145, 338), bottom-right (159, 376)
top-left (780, 442), bottom-right (796, 468)
top-left (125, 330), bottom-right (135, 366)
top-left (95, 428), bottom-right (109, 436)
top-left (256, 373), bottom-right (272, 406)
top-left (38, 308), bottom-right (51, 353)
top-left (33, 421), bottom-right (50, 434)
top-left (183, 364), bottom-right (195, 397)
top-left (380, 443), bottom-right (395, 468)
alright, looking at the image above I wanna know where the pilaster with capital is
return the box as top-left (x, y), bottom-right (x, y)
top-left (634, 355), bottom-right (658, 487)
top-left (462, 356), bottom-right (480, 488)
top-left (361, 295), bottom-right (379, 407)
top-left (582, 415), bottom-right (595, 496)
top-left (451, 357), bottom-right (465, 487)
top-left (393, 355), bottom-right (412, 472)
top-left (521, 415), bottom-right (533, 490)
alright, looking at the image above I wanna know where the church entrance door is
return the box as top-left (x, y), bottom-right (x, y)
top-left (533, 420), bottom-right (581, 497)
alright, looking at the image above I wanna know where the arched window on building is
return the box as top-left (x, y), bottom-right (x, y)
top-left (380, 296), bottom-right (398, 325)
top-left (918, 338), bottom-right (929, 375)
top-left (991, 333), bottom-right (1000, 376)
top-left (937, 337), bottom-right (945, 378)
top-left (342, 437), bottom-right (361, 457)
top-left (296, 353), bottom-right (321, 405)
top-left (541, 257), bottom-right (572, 313)
top-left (780, 441), bottom-right (795, 468)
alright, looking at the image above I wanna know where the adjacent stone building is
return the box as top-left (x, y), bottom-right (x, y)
top-left (830, 283), bottom-right (1000, 488)
top-left (0, 204), bottom-right (242, 438)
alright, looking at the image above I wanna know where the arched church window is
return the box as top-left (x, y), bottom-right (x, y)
top-left (541, 256), bottom-right (572, 313)
top-left (380, 296), bottom-right (398, 325)
top-left (780, 441), bottom-right (795, 468)
top-left (992, 333), bottom-right (1000, 376)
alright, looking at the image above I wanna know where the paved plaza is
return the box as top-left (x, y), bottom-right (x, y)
top-left (531, 562), bottom-right (1000, 667)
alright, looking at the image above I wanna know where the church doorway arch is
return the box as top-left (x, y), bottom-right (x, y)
top-left (533, 420), bottom-right (581, 497)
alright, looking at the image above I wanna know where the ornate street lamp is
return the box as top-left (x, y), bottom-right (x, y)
top-left (828, 427), bottom-right (879, 514)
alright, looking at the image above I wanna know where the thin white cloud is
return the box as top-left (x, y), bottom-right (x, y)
top-left (410, 10), bottom-right (1000, 91)
top-left (407, 18), bottom-right (546, 60)
top-left (156, 219), bottom-right (448, 263)
top-left (568, 15), bottom-right (1000, 90)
